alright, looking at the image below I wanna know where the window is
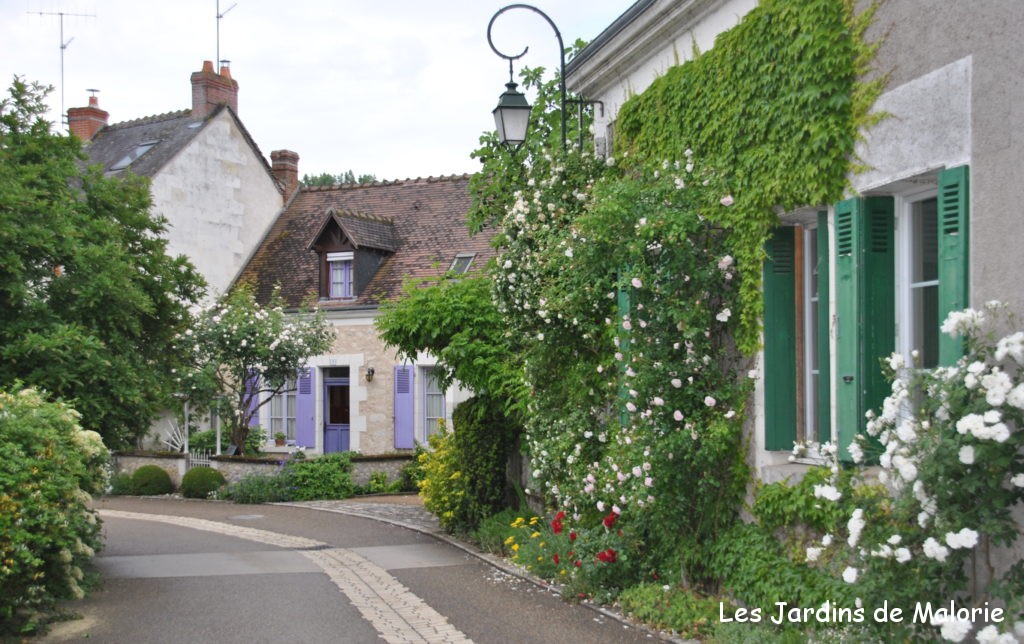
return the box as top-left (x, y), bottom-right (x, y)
top-left (327, 252), bottom-right (353, 299)
top-left (269, 378), bottom-right (296, 441)
top-left (423, 368), bottom-right (445, 439)
top-left (109, 140), bottom-right (159, 171)
top-left (899, 194), bottom-right (940, 368)
top-left (449, 253), bottom-right (475, 274)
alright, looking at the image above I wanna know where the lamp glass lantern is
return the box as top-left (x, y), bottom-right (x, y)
top-left (492, 81), bottom-right (531, 150)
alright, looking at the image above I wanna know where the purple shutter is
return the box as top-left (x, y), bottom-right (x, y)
top-left (295, 367), bottom-right (316, 448)
top-left (245, 371), bottom-right (260, 427)
top-left (394, 365), bottom-right (415, 448)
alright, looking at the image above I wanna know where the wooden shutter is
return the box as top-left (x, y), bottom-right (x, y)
top-left (244, 371), bottom-right (260, 428)
top-left (816, 212), bottom-right (831, 444)
top-left (763, 226), bottom-right (797, 451)
top-left (834, 197), bottom-right (894, 461)
top-left (393, 365), bottom-right (415, 448)
top-left (938, 165), bottom-right (970, 366)
top-left (294, 368), bottom-right (316, 448)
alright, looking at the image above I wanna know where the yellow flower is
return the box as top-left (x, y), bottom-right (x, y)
top-left (511, 517), bottom-right (526, 528)
top-left (537, 556), bottom-right (544, 561)
top-left (539, 542), bottom-right (546, 548)
top-left (504, 536), bottom-right (516, 546)
top-left (511, 543), bottom-right (520, 552)
top-left (529, 516), bottom-right (540, 526)
top-left (530, 531), bottom-right (541, 539)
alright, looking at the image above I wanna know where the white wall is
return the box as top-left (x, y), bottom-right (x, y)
top-left (150, 110), bottom-right (282, 297)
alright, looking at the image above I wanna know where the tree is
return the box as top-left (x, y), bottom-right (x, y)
top-left (301, 170), bottom-right (378, 187)
top-left (0, 78), bottom-right (205, 448)
top-left (377, 273), bottom-right (527, 419)
top-left (175, 284), bottom-right (333, 454)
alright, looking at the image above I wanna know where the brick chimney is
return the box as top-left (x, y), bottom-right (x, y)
top-left (271, 150), bottom-right (300, 201)
top-left (190, 60), bottom-right (239, 119)
top-left (67, 94), bottom-right (109, 141)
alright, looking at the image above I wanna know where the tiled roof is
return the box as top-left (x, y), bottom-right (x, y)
top-left (310, 210), bottom-right (398, 252)
top-left (237, 174), bottom-right (495, 309)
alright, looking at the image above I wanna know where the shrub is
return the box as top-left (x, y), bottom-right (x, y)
top-left (419, 396), bottom-right (520, 533)
top-left (223, 472), bottom-right (294, 504)
top-left (285, 452), bottom-right (355, 501)
top-left (108, 472), bottom-right (133, 495)
top-left (180, 466), bottom-right (226, 499)
top-left (0, 387), bottom-right (109, 635)
top-left (189, 429), bottom-right (216, 452)
top-left (130, 465), bottom-right (173, 495)
top-left (617, 584), bottom-right (722, 641)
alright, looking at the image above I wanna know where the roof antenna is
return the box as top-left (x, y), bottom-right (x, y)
top-left (29, 10), bottom-right (97, 131)
top-left (216, 0), bottom-right (238, 73)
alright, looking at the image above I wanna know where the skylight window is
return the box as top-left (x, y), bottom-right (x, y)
top-left (109, 139), bottom-right (159, 171)
top-left (450, 253), bottom-right (476, 274)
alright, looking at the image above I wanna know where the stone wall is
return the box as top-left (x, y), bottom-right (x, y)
top-left (111, 452), bottom-right (414, 490)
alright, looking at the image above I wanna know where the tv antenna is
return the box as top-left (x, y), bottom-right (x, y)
top-left (30, 10), bottom-right (97, 131)
top-left (216, 0), bottom-right (237, 71)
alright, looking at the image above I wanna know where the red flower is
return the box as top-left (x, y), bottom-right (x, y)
top-left (602, 511), bottom-right (619, 529)
top-left (596, 547), bottom-right (618, 563)
top-left (551, 510), bottom-right (566, 534)
top-left (552, 554), bottom-right (560, 565)
top-left (574, 560), bottom-right (582, 567)
top-left (569, 531), bottom-right (577, 542)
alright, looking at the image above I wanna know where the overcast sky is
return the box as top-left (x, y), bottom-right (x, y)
top-left (3, 0), bottom-right (634, 181)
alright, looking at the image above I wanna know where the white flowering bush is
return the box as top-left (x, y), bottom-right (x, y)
top-left (493, 149), bottom-right (751, 582)
top-left (175, 285), bottom-right (333, 454)
top-left (804, 302), bottom-right (1024, 641)
top-left (0, 387), bottom-right (109, 634)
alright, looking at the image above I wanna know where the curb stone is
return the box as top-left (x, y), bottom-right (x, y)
top-left (277, 500), bottom-right (694, 644)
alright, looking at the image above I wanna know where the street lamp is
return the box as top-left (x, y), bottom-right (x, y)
top-left (492, 63), bottom-right (532, 151)
top-left (487, 3), bottom-right (567, 151)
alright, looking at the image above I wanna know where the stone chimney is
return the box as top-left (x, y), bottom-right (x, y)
top-left (190, 60), bottom-right (239, 119)
top-left (67, 94), bottom-right (109, 141)
top-left (271, 150), bottom-right (300, 201)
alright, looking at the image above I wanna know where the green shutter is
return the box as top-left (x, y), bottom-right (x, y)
top-left (834, 197), bottom-right (894, 461)
top-left (938, 165), bottom-right (970, 366)
top-left (763, 226), bottom-right (796, 451)
top-left (816, 212), bottom-right (831, 444)
top-left (617, 277), bottom-right (631, 427)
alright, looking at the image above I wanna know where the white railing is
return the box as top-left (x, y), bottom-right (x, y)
top-left (188, 449), bottom-right (211, 470)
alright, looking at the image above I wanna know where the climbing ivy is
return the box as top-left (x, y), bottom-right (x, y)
top-left (615, 0), bottom-right (882, 352)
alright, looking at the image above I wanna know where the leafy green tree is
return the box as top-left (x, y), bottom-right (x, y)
top-left (175, 284), bottom-right (333, 454)
top-left (301, 170), bottom-right (377, 187)
top-left (0, 78), bottom-right (204, 448)
top-left (377, 273), bottom-right (526, 419)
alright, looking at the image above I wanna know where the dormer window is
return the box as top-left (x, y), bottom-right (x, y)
top-left (328, 252), bottom-right (354, 299)
top-left (309, 209), bottom-right (397, 303)
top-left (449, 253), bottom-right (476, 274)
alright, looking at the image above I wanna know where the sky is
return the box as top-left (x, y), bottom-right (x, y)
top-left (3, 0), bottom-right (635, 182)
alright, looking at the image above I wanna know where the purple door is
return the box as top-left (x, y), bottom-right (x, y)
top-left (323, 375), bottom-right (350, 453)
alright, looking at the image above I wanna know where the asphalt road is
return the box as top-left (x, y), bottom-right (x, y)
top-left (39, 497), bottom-right (665, 644)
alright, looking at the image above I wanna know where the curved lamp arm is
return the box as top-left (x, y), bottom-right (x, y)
top-left (487, 3), bottom-right (567, 150)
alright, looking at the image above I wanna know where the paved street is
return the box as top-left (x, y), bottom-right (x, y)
top-left (41, 496), bottom-right (667, 643)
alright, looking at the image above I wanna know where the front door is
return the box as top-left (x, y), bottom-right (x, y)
top-left (323, 369), bottom-right (350, 453)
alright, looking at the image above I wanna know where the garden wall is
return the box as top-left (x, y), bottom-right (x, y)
top-left (111, 451), bottom-right (413, 489)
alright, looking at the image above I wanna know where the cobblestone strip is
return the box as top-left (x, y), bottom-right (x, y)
top-left (97, 510), bottom-right (474, 644)
top-left (306, 548), bottom-right (473, 644)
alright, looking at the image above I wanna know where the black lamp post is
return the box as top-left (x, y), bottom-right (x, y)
top-left (487, 3), bottom-right (568, 151)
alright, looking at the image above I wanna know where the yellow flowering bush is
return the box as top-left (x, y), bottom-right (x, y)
top-left (0, 387), bottom-right (108, 634)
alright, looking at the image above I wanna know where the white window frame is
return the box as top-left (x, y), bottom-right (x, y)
top-left (421, 367), bottom-right (446, 442)
top-left (269, 378), bottom-right (297, 442)
top-left (895, 186), bottom-right (939, 367)
top-left (801, 223), bottom-right (821, 445)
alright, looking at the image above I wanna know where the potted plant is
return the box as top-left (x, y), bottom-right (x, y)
top-left (273, 432), bottom-right (286, 446)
